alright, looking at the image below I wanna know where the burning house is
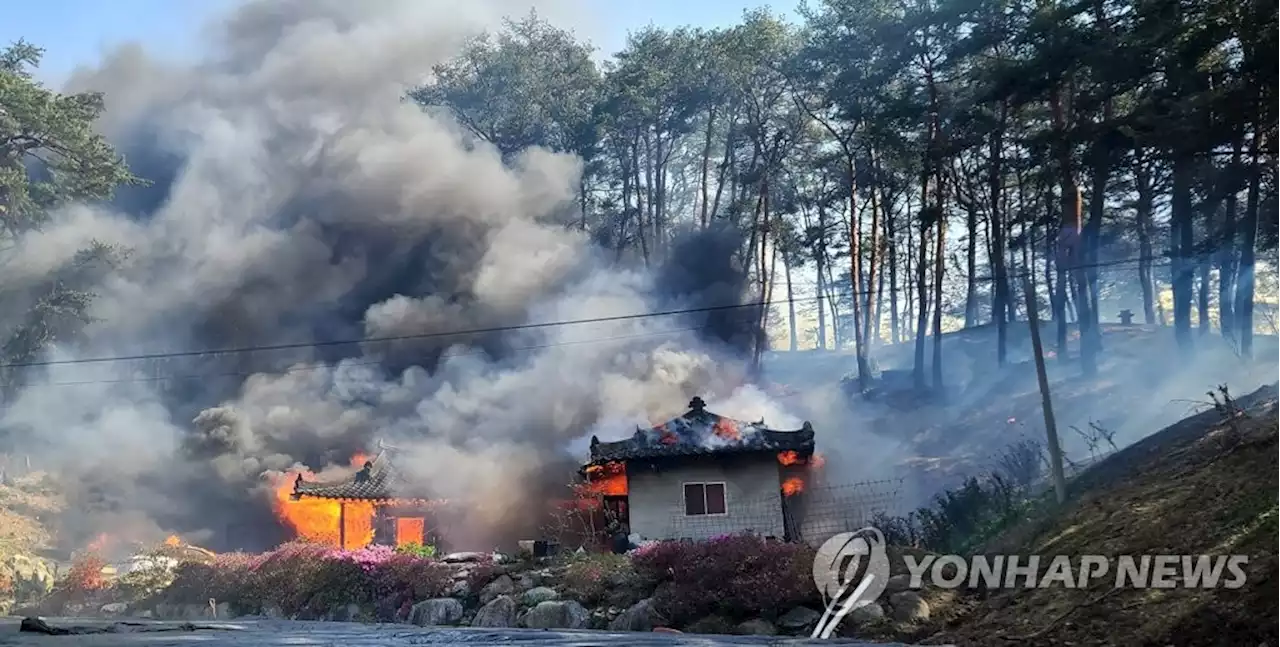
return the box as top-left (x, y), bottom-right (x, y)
top-left (582, 397), bottom-right (819, 542)
top-left (288, 444), bottom-right (445, 550)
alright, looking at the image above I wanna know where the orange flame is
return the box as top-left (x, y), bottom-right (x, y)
top-left (271, 456), bottom-right (376, 549)
top-left (394, 517), bottom-right (425, 547)
top-left (583, 461), bottom-right (628, 496)
top-left (778, 451), bottom-right (825, 468)
top-left (712, 418), bottom-right (742, 442)
top-left (163, 535), bottom-right (181, 547)
top-left (781, 477), bottom-right (805, 496)
top-left (350, 452), bottom-right (371, 468)
top-left (659, 430), bottom-right (679, 445)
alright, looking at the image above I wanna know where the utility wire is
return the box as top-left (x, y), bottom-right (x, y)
top-left (0, 253), bottom-right (1181, 372)
top-left (3, 325), bottom-right (710, 389)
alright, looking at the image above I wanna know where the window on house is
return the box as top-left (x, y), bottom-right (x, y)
top-left (683, 482), bottom-right (727, 516)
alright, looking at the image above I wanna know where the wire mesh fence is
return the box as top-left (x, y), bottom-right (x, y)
top-left (660, 478), bottom-right (907, 547)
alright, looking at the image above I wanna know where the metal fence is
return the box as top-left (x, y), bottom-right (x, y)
top-left (661, 478), bottom-right (907, 547)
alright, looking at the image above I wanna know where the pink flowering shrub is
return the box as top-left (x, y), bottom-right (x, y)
top-left (365, 553), bottom-right (451, 621)
top-left (160, 540), bottom-right (448, 619)
top-left (630, 534), bottom-right (819, 626)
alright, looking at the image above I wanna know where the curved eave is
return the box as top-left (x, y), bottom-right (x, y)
top-left (584, 444), bottom-right (815, 469)
top-left (290, 492), bottom-right (449, 506)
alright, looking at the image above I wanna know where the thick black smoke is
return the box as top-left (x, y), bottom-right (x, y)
top-left (1, 0), bottom-right (790, 552)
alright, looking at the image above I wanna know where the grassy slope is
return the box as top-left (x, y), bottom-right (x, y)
top-left (914, 383), bottom-right (1279, 647)
top-left (0, 473), bottom-right (62, 562)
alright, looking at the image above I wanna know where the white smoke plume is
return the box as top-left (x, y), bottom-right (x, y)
top-left (1, 0), bottom-right (795, 552)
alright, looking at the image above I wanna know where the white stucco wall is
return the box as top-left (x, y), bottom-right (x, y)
top-left (627, 454), bottom-right (784, 541)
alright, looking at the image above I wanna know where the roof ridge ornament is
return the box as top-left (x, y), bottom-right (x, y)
top-left (688, 396), bottom-right (706, 412)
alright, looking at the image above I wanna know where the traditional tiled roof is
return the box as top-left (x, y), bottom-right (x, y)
top-left (292, 444), bottom-right (425, 501)
top-left (586, 396), bottom-right (814, 466)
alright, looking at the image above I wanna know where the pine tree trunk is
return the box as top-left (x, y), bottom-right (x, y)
top-left (698, 107), bottom-right (717, 229)
top-left (1218, 137), bottom-right (1242, 339)
top-left (889, 198), bottom-right (901, 345)
top-left (1135, 160), bottom-right (1158, 324)
top-left (913, 178), bottom-right (931, 390)
top-left (785, 252), bottom-right (798, 352)
top-left (989, 116), bottom-right (1010, 365)
top-left (847, 155), bottom-right (870, 390)
top-left (864, 150), bottom-right (885, 356)
top-left (1170, 154), bottom-right (1195, 353)
top-left (1235, 124), bottom-right (1261, 358)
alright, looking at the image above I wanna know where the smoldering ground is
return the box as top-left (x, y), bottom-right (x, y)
top-left (0, 0), bottom-right (810, 553)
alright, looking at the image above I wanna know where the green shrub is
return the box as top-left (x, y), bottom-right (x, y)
top-left (873, 473), bottom-right (1040, 553)
top-left (562, 552), bottom-right (638, 607)
top-left (394, 542), bottom-right (437, 559)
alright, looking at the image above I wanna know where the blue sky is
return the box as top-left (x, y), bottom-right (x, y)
top-left (1, 0), bottom-right (799, 86)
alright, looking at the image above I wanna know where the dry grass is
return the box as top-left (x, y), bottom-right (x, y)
top-left (0, 472), bottom-right (64, 559)
top-left (916, 386), bottom-right (1279, 647)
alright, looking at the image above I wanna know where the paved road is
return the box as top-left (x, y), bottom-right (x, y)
top-left (0, 618), bottom-right (938, 646)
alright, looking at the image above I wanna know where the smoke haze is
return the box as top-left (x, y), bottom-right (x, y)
top-left (1, 0), bottom-right (800, 552)
top-left (4, 0), bottom-right (1272, 556)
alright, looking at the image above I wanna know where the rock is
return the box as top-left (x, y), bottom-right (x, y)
top-left (517, 573), bottom-right (536, 590)
top-left (589, 607), bottom-right (610, 630)
top-left (100, 602), bottom-right (129, 616)
top-left (263, 605), bottom-right (285, 619)
top-left (135, 610), bottom-right (153, 619)
top-left (734, 619), bottom-right (777, 635)
top-left (653, 627), bottom-right (683, 634)
top-left (886, 573), bottom-right (913, 593)
top-left (608, 598), bottom-right (656, 632)
top-left (449, 579), bottom-right (471, 598)
top-left (408, 598), bottom-right (464, 626)
top-left (847, 601), bottom-right (887, 626)
top-left (479, 574), bottom-right (515, 604)
top-left (889, 591), bottom-right (931, 623)
top-left (777, 606), bottom-right (822, 630)
top-left (441, 552), bottom-right (489, 564)
top-left (468, 594), bottom-right (517, 625)
top-left (19, 617), bottom-right (68, 635)
top-left (154, 602), bottom-right (217, 620)
top-left (521, 586), bottom-right (559, 606)
top-left (470, 595), bottom-right (517, 628)
top-left (521, 600), bottom-right (590, 629)
top-left (685, 615), bottom-right (735, 634)
top-left (327, 603), bottom-right (363, 622)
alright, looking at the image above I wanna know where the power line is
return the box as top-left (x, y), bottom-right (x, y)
top-left (0, 253), bottom-right (1180, 372)
top-left (3, 325), bottom-right (709, 389)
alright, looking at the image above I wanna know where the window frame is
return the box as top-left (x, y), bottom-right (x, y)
top-left (681, 481), bottom-right (729, 517)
